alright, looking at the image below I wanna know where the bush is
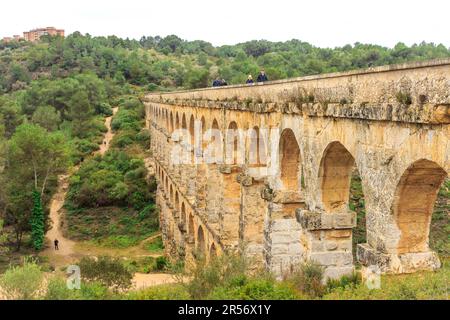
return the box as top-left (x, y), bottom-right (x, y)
top-left (45, 277), bottom-right (76, 300)
top-left (326, 272), bottom-right (361, 292)
top-left (78, 256), bottom-right (133, 291)
top-left (156, 256), bottom-right (168, 271)
top-left (209, 277), bottom-right (301, 300)
top-left (127, 284), bottom-right (190, 300)
top-left (0, 257), bottom-right (44, 300)
top-left (95, 102), bottom-right (113, 116)
top-left (185, 252), bottom-right (249, 299)
top-left (289, 261), bottom-right (325, 298)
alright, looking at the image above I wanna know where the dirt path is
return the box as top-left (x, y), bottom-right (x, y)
top-left (96, 107), bottom-right (119, 156)
top-left (39, 108), bottom-right (174, 290)
top-left (132, 273), bottom-right (179, 290)
top-left (42, 108), bottom-right (119, 266)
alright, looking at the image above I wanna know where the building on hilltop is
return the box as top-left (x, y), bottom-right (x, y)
top-left (2, 27), bottom-right (64, 43)
top-left (23, 27), bottom-right (65, 42)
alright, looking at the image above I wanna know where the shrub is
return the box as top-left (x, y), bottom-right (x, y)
top-left (45, 277), bottom-right (76, 300)
top-left (78, 256), bottom-right (133, 291)
top-left (289, 261), bottom-right (325, 298)
top-left (396, 91), bottom-right (412, 105)
top-left (185, 252), bottom-right (249, 299)
top-left (209, 277), bottom-right (301, 300)
top-left (127, 284), bottom-right (189, 300)
top-left (95, 102), bottom-right (113, 116)
top-left (0, 257), bottom-right (44, 300)
top-left (326, 272), bottom-right (361, 292)
top-left (155, 256), bottom-right (168, 271)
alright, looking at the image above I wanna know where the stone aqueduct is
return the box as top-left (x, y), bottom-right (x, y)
top-left (144, 59), bottom-right (450, 279)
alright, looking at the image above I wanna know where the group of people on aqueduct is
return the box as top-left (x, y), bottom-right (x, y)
top-left (212, 70), bottom-right (268, 87)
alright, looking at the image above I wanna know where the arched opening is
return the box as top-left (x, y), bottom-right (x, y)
top-left (210, 243), bottom-right (217, 259)
top-left (169, 112), bottom-right (174, 134)
top-left (200, 116), bottom-right (206, 148)
top-left (279, 129), bottom-right (300, 190)
top-left (175, 191), bottom-right (180, 212)
top-left (226, 121), bottom-right (240, 165)
top-left (393, 159), bottom-right (447, 254)
top-left (181, 202), bottom-right (186, 225)
top-left (319, 141), bottom-right (355, 213)
top-left (197, 225), bottom-right (206, 253)
top-left (249, 126), bottom-right (267, 167)
top-left (210, 119), bottom-right (221, 164)
top-left (169, 185), bottom-right (174, 204)
top-left (189, 115), bottom-right (195, 149)
top-left (175, 113), bottom-right (180, 130)
top-left (188, 214), bottom-right (195, 240)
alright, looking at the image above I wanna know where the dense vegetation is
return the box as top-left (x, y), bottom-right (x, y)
top-left (1, 254), bottom-right (448, 300)
top-left (1, 33), bottom-right (450, 94)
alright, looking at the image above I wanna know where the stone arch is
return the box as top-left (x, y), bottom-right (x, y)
top-left (205, 118), bottom-right (222, 164)
top-left (169, 111), bottom-right (174, 134)
top-left (181, 113), bottom-right (188, 144)
top-left (165, 109), bottom-right (169, 130)
top-left (189, 114), bottom-right (195, 148)
top-left (279, 128), bottom-right (301, 190)
top-left (249, 126), bottom-right (267, 167)
top-left (169, 184), bottom-right (174, 204)
top-left (175, 191), bottom-right (180, 212)
top-left (319, 141), bottom-right (356, 213)
top-left (188, 214), bottom-right (195, 239)
top-left (210, 243), bottom-right (217, 259)
top-left (181, 202), bottom-right (187, 225)
top-left (197, 225), bottom-right (206, 253)
top-left (226, 121), bottom-right (240, 165)
top-left (175, 112), bottom-right (180, 130)
top-left (200, 116), bottom-right (207, 150)
top-left (393, 159), bottom-right (447, 254)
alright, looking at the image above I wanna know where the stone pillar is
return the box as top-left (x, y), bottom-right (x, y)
top-left (237, 173), bottom-right (265, 263)
top-left (219, 165), bottom-right (241, 249)
top-left (262, 188), bottom-right (306, 278)
top-left (296, 209), bottom-right (356, 279)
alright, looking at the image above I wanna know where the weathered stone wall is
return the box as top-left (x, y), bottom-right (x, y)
top-left (146, 59), bottom-right (449, 278)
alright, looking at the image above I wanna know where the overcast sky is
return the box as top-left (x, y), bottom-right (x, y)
top-left (1, 0), bottom-right (449, 48)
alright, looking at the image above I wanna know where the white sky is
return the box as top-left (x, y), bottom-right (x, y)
top-left (1, 0), bottom-right (449, 48)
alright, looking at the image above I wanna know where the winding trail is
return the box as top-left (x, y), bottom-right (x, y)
top-left (40, 107), bottom-right (177, 289)
top-left (42, 108), bottom-right (118, 264)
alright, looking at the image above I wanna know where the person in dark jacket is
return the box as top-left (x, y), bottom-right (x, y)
top-left (257, 70), bottom-right (268, 82)
top-left (246, 75), bottom-right (254, 84)
top-left (212, 78), bottom-right (222, 87)
top-left (54, 239), bottom-right (59, 250)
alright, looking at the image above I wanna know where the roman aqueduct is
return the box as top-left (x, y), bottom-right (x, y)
top-left (144, 59), bottom-right (449, 279)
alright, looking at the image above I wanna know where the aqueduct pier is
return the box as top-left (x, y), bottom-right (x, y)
top-left (144, 59), bottom-right (449, 279)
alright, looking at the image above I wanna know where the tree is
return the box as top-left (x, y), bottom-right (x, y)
top-left (31, 105), bottom-right (61, 131)
top-left (30, 190), bottom-right (45, 251)
top-left (3, 124), bottom-right (71, 250)
top-left (0, 258), bottom-right (44, 300)
top-left (0, 219), bottom-right (7, 254)
top-left (78, 256), bottom-right (133, 291)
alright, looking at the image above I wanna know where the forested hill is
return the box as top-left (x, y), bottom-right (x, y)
top-left (1, 32), bottom-right (450, 94)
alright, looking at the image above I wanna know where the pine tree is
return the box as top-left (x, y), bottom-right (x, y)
top-left (30, 190), bottom-right (45, 251)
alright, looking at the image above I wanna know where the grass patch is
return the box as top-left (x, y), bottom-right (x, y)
top-left (65, 206), bottom-right (158, 246)
top-left (143, 236), bottom-right (164, 253)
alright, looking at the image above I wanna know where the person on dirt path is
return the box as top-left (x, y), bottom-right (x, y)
top-left (54, 239), bottom-right (59, 250)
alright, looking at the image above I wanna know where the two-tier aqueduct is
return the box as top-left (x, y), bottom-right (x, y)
top-left (144, 59), bottom-right (449, 279)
